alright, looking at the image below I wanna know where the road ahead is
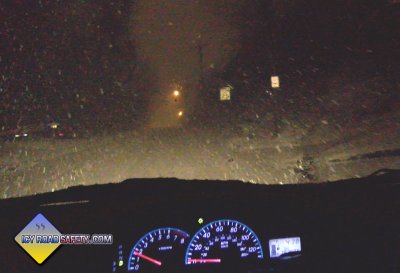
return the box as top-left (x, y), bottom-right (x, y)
top-left (1, 118), bottom-right (400, 199)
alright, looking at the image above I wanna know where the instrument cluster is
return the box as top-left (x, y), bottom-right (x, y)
top-left (111, 219), bottom-right (302, 273)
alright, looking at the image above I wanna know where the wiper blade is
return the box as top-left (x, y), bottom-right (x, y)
top-left (367, 168), bottom-right (400, 177)
top-left (330, 148), bottom-right (400, 163)
top-left (349, 149), bottom-right (400, 161)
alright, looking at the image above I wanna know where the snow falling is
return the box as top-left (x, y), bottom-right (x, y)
top-left (1, 0), bottom-right (400, 198)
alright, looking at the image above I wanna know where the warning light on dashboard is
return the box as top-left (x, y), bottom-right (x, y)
top-left (198, 218), bottom-right (204, 224)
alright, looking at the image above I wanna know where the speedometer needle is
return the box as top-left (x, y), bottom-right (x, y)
top-left (187, 258), bottom-right (221, 264)
top-left (134, 251), bottom-right (162, 266)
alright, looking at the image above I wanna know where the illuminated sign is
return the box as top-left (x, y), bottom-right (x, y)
top-left (271, 76), bottom-right (280, 88)
top-left (220, 85), bottom-right (233, 101)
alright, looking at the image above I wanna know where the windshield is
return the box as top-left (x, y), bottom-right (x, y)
top-left (1, 0), bottom-right (400, 199)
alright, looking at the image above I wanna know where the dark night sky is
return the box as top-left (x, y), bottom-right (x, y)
top-left (1, 0), bottom-right (399, 131)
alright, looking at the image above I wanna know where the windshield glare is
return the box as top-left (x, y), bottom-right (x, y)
top-left (1, 0), bottom-right (400, 198)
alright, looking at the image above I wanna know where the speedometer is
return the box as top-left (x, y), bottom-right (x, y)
top-left (185, 219), bottom-right (263, 265)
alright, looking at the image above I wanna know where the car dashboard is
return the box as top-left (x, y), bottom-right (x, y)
top-left (1, 173), bottom-right (400, 273)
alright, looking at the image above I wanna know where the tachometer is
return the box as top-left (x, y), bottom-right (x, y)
top-left (127, 228), bottom-right (189, 272)
top-left (185, 219), bottom-right (263, 265)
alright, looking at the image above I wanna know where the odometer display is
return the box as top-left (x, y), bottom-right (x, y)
top-left (185, 220), bottom-right (263, 265)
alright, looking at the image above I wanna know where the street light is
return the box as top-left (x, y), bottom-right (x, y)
top-left (178, 110), bottom-right (183, 117)
top-left (173, 90), bottom-right (180, 97)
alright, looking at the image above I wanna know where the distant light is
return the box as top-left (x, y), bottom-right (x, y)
top-left (220, 85), bottom-right (233, 101)
top-left (173, 90), bottom-right (180, 97)
top-left (50, 123), bottom-right (58, 129)
top-left (118, 260), bottom-right (123, 267)
top-left (23, 133), bottom-right (28, 137)
top-left (271, 76), bottom-right (280, 89)
top-left (58, 133), bottom-right (64, 137)
top-left (178, 111), bottom-right (183, 117)
top-left (15, 134), bottom-right (20, 138)
top-left (198, 218), bottom-right (204, 224)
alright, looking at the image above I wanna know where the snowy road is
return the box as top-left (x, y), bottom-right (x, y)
top-left (1, 124), bottom-right (400, 199)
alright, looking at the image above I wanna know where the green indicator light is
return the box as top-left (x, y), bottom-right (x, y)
top-left (119, 260), bottom-right (123, 267)
top-left (198, 218), bottom-right (204, 224)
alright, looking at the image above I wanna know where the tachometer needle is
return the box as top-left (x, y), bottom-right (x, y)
top-left (187, 258), bottom-right (221, 264)
top-left (134, 251), bottom-right (162, 266)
